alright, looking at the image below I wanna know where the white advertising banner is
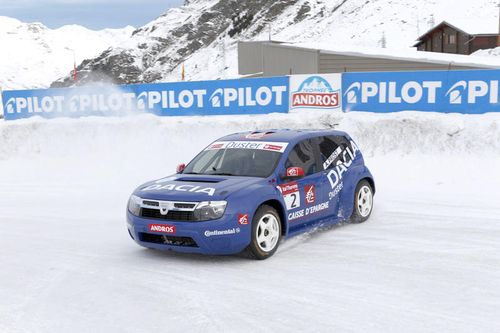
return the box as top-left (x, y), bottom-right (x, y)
top-left (289, 73), bottom-right (342, 112)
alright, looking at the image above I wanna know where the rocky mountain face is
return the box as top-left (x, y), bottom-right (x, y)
top-left (0, 16), bottom-right (133, 90)
top-left (51, 0), bottom-right (305, 87)
top-left (45, 0), bottom-right (500, 87)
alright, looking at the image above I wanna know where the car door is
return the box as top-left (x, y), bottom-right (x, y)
top-left (277, 138), bottom-right (329, 231)
top-left (316, 135), bottom-right (352, 221)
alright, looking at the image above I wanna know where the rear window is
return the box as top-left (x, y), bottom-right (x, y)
top-left (318, 135), bottom-right (350, 170)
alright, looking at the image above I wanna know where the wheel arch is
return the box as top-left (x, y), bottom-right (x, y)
top-left (259, 199), bottom-right (288, 237)
top-left (362, 176), bottom-right (376, 194)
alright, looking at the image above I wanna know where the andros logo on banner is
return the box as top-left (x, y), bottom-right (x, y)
top-left (290, 74), bottom-right (342, 110)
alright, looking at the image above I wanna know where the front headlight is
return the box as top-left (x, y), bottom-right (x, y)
top-left (193, 201), bottom-right (227, 221)
top-left (128, 195), bottom-right (142, 216)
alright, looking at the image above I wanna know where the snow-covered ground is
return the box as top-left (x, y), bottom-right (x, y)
top-left (0, 112), bottom-right (499, 332)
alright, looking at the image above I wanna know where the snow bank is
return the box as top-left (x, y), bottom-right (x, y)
top-left (1, 111), bottom-right (499, 163)
top-left (474, 47), bottom-right (500, 58)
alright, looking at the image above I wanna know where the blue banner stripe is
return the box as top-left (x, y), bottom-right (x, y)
top-left (342, 69), bottom-right (500, 114)
top-left (2, 77), bottom-right (290, 120)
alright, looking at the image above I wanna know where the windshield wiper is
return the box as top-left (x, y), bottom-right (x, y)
top-left (182, 172), bottom-right (199, 175)
top-left (210, 172), bottom-right (235, 176)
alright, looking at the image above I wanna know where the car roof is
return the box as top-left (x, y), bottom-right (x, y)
top-left (218, 129), bottom-right (348, 143)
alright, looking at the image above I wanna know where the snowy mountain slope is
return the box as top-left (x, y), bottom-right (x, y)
top-left (51, 0), bottom-right (500, 86)
top-left (0, 16), bottom-right (134, 90)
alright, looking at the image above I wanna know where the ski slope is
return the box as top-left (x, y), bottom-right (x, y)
top-left (0, 112), bottom-right (499, 332)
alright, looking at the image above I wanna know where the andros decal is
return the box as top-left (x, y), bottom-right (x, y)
top-left (149, 224), bottom-right (176, 234)
top-left (290, 74), bottom-right (342, 110)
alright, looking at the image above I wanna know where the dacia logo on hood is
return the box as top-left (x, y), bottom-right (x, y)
top-left (142, 183), bottom-right (216, 196)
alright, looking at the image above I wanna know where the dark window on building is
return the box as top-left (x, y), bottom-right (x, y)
top-left (285, 139), bottom-right (317, 176)
top-left (448, 34), bottom-right (456, 45)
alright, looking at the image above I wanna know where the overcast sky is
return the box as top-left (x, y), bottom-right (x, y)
top-left (2, 0), bottom-right (184, 29)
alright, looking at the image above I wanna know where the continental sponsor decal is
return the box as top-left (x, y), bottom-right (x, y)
top-left (204, 228), bottom-right (241, 237)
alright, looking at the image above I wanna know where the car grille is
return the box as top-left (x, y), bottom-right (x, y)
top-left (139, 199), bottom-right (198, 222)
top-left (140, 233), bottom-right (198, 247)
top-left (141, 208), bottom-right (195, 221)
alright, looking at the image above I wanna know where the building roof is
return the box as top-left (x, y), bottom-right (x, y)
top-left (414, 19), bottom-right (499, 46)
top-left (285, 42), bottom-right (500, 69)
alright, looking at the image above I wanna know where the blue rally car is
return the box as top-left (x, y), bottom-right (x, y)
top-left (126, 129), bottom-right (375, 259)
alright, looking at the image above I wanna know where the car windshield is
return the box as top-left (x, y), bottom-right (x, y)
top-left (183, 147), bottom-right (282, 178)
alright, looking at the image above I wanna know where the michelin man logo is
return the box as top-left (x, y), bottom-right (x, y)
top-left (445, 81), bottom-right (467, 104)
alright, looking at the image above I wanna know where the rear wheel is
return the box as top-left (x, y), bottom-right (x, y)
top-left (351, 180), bottom-right (374, 223)
top-left (244, 205), bottom-right (282, 260)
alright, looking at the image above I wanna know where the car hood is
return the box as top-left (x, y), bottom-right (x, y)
top-left (134, 174), bottom-right (267, 202)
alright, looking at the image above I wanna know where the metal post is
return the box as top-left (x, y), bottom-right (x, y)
top-left (498, 0), bottom-right (500, 46)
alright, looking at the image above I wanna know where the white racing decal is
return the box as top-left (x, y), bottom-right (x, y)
top-left (288, 201), bottom-right (330, 222)
top-left (142, 183), bottom-right (216, 196)
top-left (206, 141), bottom-right (288, 153)
top-left (204, 228), bottom-right (241, 237)
top-left (277, 182), bottom-right (300, 211)
top-left (328, 182), bottom-right (344, 200)
top-left (323, 146), bottom-right (343, 170)
top-left (327, 140), bottom-right (360, 191)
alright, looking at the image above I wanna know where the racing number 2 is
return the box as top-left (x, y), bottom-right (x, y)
top-left (278, 182), bottom-right (301, 211)
top-left (290, 193), bottom-right (298, 209)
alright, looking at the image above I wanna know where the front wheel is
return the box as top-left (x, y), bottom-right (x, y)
top-left (351, 180), bottom-right (374, 223)
top-left (244, 205), bottom-right (282, 260)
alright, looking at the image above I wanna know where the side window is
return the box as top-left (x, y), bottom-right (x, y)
top-left (318, 135), bottom-right (349, 170)
top-left (285, 139), bottom-right (317, 176)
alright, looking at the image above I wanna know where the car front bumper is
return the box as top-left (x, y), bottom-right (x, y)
top-left (126, 211), bottom-right (251, 255)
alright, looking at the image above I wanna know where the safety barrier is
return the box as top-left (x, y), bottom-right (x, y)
top-left (2, 69), bottom-right (500, 120)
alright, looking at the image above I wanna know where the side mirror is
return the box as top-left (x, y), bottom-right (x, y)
top-left (176, 163), bottom-right (186, 173)
top-left (283, 167), bottom-right (305, 179)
